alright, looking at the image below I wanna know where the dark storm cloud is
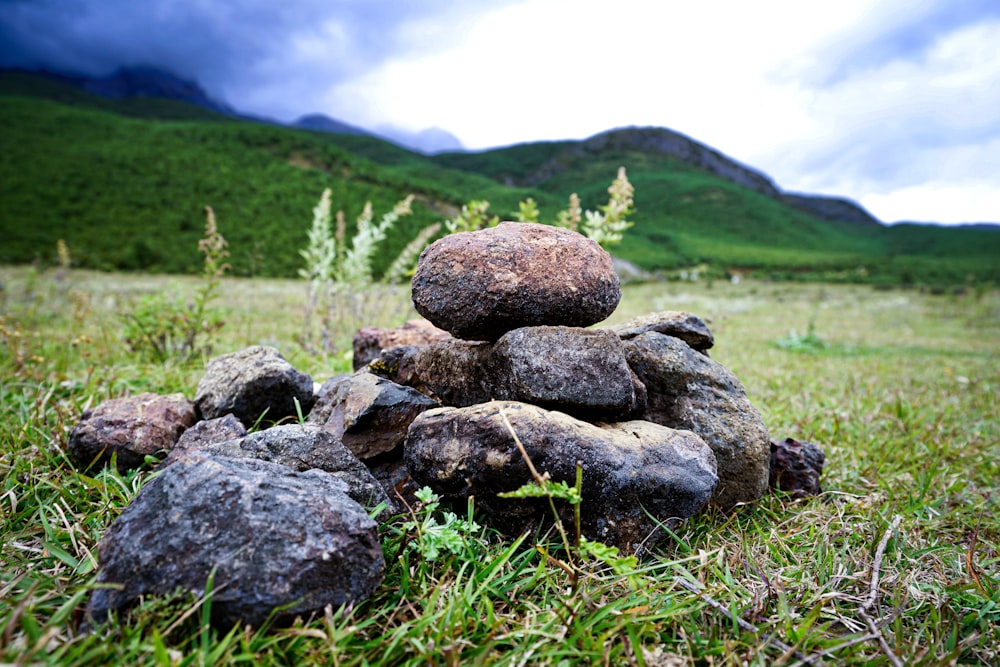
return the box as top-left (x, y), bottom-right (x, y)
top-left (0, 0), bottom-right (494, 114)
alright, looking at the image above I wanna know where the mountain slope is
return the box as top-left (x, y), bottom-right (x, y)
top-left (1, 72), bottom-right (996, 285)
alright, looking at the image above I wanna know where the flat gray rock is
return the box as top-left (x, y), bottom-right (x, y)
top-left (610, 310), bottom-right (714, 352)
top-left (308, 371), bottom-right (438, 460)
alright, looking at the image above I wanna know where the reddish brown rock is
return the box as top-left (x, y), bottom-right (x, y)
top-left (411, 222), bottom-right (621, 341)
top-left (769, 437), bottom-right (825, 498)
top-left (352, 319), bottom-right (451, 370)
top-left (68, 393), bottom-right (198, 473)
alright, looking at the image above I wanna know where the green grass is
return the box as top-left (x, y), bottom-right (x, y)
top-left (2, 265), bottom-right (998, 665)
top-left (3, 70), bottom-right (998, 286)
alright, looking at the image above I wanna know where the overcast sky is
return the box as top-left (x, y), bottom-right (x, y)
top-left (2, 0), bottom-right (998, 225)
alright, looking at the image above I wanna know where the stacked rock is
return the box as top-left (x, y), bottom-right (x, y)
top-left (382, 221), bottom-right (770, 552)
top-left (70, 220), bottom-right (774, 628)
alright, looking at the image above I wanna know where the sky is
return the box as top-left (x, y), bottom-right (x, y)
top-left (2, 0), bottom-right (998, 225)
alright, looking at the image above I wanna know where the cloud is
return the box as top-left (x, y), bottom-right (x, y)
top-left (756, 16), bottom-right (1000, 222)
top-left (0, 0), bottom-right (517, 118)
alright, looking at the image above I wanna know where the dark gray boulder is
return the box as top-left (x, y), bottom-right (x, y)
top-left (162, 413), bottom-right (247, 466)
top-left (411, 222), bottom-right (621, 341)
top-left (308, 371), bottom-right (438, 460)
top-left (197, 424), bottom-right (395, 514)
top-left (623, 332), bottom-right (770, 509)
top-left (68, 392), bottom-right (197, 473)
top-left (489, 326), bottom-right (644, 419)
top-left (194, 346), bottom-right (314, 427)
top-left (404, 400), bottom-right (717, 552)
top-left (610, 311), bottom-right (715, 352)
top-left (86, 455), bottom-right (384, 629)
top-left (406, 327), bottom-right (644, 420)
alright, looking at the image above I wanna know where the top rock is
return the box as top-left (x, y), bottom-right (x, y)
top-left (411, 222), bottom-right (621, 341)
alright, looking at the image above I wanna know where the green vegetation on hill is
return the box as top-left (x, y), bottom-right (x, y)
top-left (1, 71), bottom-right (997, 285)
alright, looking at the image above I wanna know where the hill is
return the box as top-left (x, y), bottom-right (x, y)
top-left (1, 70), bottom-right (997, 286)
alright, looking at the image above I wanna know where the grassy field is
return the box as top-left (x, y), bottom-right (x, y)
top-left (1, 265), bottom-right (998, 665)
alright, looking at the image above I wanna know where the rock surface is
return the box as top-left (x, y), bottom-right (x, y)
top-left (352, 319), bottom-right (451, 370)
top-left (405, 400), bottom-right (717, 552)
top-left (490, 326), bottom-right (644, 419)
top-left (197, 424), bottom-right (394, 513)
top-left (623, 332), bottom-right (770, 509)
top-left (308, 371), bottom-right (438, 460)
top-left (68, 392), bottom-right (197, 472)
top-left (162, 413), bottom-right (247, 465)
top-left (610, 311), bottom-right (715, 352)
top-left (769, 437), bottom-right (825, 498)
top-left (86, 455), bottom-right (384, 629)
top-left (194, 346), bottom-right (314, 427)
top-left (411, 222), bottom-right (621, 341)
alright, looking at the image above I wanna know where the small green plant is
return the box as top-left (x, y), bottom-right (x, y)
top-left (495, 408), bottom-right (639, 588)
top-left (577, 166), bottom-right (634, 247)
top-left (401, 486), bottom-right (482, 562)
top-left (511, 197), bottom-right (540, 223)
top-left (443, 199), bottom-right (498, 234)
top-left (772, 319), bottom-right (828, 354)
top-left (122, 206), bottom-right (229, 362)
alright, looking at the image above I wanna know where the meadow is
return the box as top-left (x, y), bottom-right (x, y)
top-left (1, 265), bottom-right (997, 666)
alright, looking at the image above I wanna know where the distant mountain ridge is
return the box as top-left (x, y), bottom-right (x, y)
top-left (1, 65), bottom-right (988, 229)
top-left (495, 126), bottom-right (880, 227)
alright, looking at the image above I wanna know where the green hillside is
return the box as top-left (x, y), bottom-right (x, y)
top-left (1, 71), bottom-right (997, 285)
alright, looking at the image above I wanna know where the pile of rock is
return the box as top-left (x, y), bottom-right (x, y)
top-left (69, 221), bottom-right (791, 629)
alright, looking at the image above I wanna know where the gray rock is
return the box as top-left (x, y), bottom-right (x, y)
top-left (412, 339), bottom-right (494, 406)
top-left (769, 437), bottom-right (825, 498)
top-left (198, 424), bottom-right (395, 514)
top-left (86, 455), bottom-right (384, 629)
top-left (407, 328), bottom-right (644, 420)
top-left (411, 222), bottom-right (621, 341)
top-left (490, 326), bottom-right (644, 420)
top-left (68, 392), bottom-right (197, 473)
top-left (308, 371), bottom-right (438, 460)
top-left (610, 311), bottom-right (715, 352)
top-left (623, 332), bottom-right (770, 509)
top-left (194, 346), bottom-right (314, 427)
top-left (162, 414), bottom-right (247, 466)
top-left (404, 401), bottom-right (717, 552)
top-left (352, 319), bottom-right (451, 371)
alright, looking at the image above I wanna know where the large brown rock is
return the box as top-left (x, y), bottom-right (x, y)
top-left (411, 222), bottom-right (621, 341)
top-left (86, 455), bottom-right (384, 629)
top-left (623, 332), bottom-right (770, 509)
top-left (404, 400), bottom-right (717, 552)
top-left (68, 392), bottom-right (197, 473)
top-left (194, 346), bottom-right (314, 427)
